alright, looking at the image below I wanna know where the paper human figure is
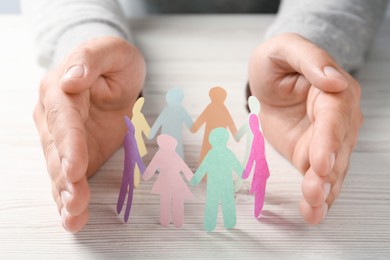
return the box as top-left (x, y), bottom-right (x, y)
top-left (117, 116), bottom-right (146, 223)
top-left (143, 134), bottom-right (194, 228)
top-left (242, 114), bottom-right (270, 218)
top-left (131, 97), bottom-right (150, 188)
top-left (234, 96), bottom-right (260, 192)
top-left (191, 86), bottom-right (238, 165)
top-left (149, 87), bottom-right (193, 158)
top-left (190, 128), bottom-right (243, 232)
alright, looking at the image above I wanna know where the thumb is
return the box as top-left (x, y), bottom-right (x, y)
top-left (60, 37), bottom-right (138, 94)
top-left (272, 33), bottom-right (349, 93)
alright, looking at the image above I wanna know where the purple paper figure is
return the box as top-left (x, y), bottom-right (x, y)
top-left (242, 114), bottom-right (270, 218)
top-left (117, 116), bottom-right (146, 223)
top-left (143, 134), bottom-right (193, 228)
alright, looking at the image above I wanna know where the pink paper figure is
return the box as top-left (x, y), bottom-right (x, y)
top-left (191, 86), bottom-right (238, 165)
top-left (143, 134), bottom-right (194, 228)
top-left (242, 114), bottom-right (270, 218)
top-left (117, 116), bottom-right (146, 223)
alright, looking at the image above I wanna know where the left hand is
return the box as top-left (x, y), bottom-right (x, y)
top-left (248, 33), bottom-right (363, 224)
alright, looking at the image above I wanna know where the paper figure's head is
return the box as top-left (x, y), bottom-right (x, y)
top-left (166, 87), bottom-right (184, 105)
top-left (132, 97), bottom-right (145, 114)
top-left (209, 128), bottom-right (229, 147)
top-left (209, 87), bottom-right (226, 103)
top-left (157, 134), bottom-right (177, 150)
top-left (248, 96), bottom-right (260, 114)
top-left (124, 116), bottom-right (135, 134)
top-left (249, 114), bottom-right (259, 133)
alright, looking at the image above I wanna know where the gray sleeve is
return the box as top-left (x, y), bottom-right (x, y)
top-left (21, 0), bottom-right (131, 68)
top-left (265, 0), bottom-right (389, 71)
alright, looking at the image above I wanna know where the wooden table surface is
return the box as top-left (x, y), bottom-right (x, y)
top-left (0, 15), bottom-right (389, 259)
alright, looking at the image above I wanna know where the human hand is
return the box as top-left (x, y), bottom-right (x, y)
top-left (33, 36), bottom-right (146, 232)
top-left (248, 33), bottom-right (363, 224)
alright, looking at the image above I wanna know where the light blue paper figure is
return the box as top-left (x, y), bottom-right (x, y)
top-left (234, 96), bottom-right (260, 192)
top-left (190, 128), bottom-right (244, 232)
top-left (149, 87), bottom-right (193, 158)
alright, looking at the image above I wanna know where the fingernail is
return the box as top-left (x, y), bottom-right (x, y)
top-left (61, 190), bottom-right (72, 207)
top-left (329, 153), bottom-right (336, 172)
top-left (323, 66), bottom-right (344, 80)
top-left (323, 182), bottom-right (331, 202)
top-left (322, 203), bottom-right (329, 221)
top-left (62, 158), bottom-right (69, 178)
top-left (63, 65), bottom-right (85, 79)
top-left (61, 207), bottom-right (69, 227)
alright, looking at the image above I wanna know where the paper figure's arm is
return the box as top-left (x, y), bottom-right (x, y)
top-left (190, 160), bottom-right (208, 186)
top-left (242, 147), bottom-right (255, 179)
top-left (178, 157), bottom-right (193, 182)
top-left (191, 107), bottom-right (208, 133)
top-left (140, 114), bottom-right (151, 139)
top-left (230, 152), bottom-right (244, 180)
top-left (142, 154), bottom-right (160, 181)
top-left (234, 123), bottom-right (248, 142)
top-left (182, 108), bottom-right (194, 129)
top-left (136, 153), bottom-right (146, 175)
top-left (149, 111), bottom-right (165, 139)
top-left (224, 108), bottom-right (238, 136)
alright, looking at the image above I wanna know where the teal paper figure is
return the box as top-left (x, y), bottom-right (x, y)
top-left (234, 96), bottom-right (260, 192)
top-left (149, 87), bottom-right (193, 158)
top-left (190, 128), bottom-right (243, 231)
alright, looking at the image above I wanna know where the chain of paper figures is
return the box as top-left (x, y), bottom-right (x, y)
top-left (117, 86), bottom-right (270, 232)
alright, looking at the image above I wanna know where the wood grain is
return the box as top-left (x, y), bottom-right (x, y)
top-left (0, 15), bottom-right (389, 259)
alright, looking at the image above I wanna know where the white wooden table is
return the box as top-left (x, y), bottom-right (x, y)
top-left (0, 15), bottom-right (389, 259)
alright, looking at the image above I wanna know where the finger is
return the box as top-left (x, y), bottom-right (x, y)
top-left (302, 168), bottom-right (330, 208)
top-left (267, 33), bottom-right (348, 93)
top-left (326, 138), bottom-right (355, 208)
top-left (309, 93), bottom-right (349, 177)
top-left (60, 37), bottom-right (144, 94)
top-left (34, 102), bottom-right (67, 207)
top-left (45, 99), bottom-right (89, 183)
top-left (300, 198), bottom-right (328, 225)
top-left (61, 177), bottom-right (90, 216)
top-left (61, 207), bottom-right (89, 233)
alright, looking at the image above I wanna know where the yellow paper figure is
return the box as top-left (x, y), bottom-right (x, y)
top-left (131, 97), bottom-right (150, 187)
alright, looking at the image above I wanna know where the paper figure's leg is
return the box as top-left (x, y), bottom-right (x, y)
top-left (117, 177), bottom-right (129, 214)
top-left (204, 196), bottom-right (219, 232)
top-left (124, 183), bottom-right (134, 223)
top-left (221, 193), bottom-right (236, 229)
top-left (134, 165), bottom-right (140, 188)
top-left (172, 196), bottom-right (184, 228)
top-left (124, 171), bottom-right (134, 222)
top-left (254, 182), bottom-right (266, 218)
top-left (160, 195), bottom-right (171, 227)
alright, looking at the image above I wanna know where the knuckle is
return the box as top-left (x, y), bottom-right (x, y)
top-left (42, 137), bottom-right (55, 162)
top-left (46, 104), bottom-right (62, 133)
top-left (66, 46), bottom-right (95, 68)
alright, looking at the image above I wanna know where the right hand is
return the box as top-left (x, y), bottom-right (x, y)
top-left (33, 36), bottom-right (146, 232)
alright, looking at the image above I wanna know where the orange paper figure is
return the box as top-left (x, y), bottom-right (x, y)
top-left (191, 86), bottom-right (238, 165)
top-left (131, 97), bottom-right (150, 188)
top-left (143, 134), bottom-right (194, 228)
